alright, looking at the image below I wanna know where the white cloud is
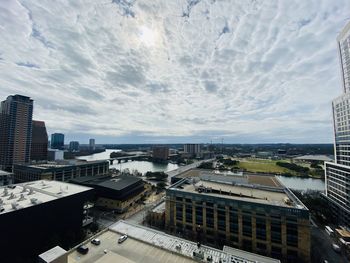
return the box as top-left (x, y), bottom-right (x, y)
top-left (0, 0), bottom-right (349, 143)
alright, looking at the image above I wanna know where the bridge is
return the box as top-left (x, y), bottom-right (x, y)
top-left (108, 154), bottom-right (150, 165)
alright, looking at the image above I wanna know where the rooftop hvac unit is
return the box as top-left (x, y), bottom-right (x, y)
top-left (2, 188), bottom-right (8, 197)
top-left (7, 192), bottom-right (16, 200)
top-left (0, 198), bottom-right (3, 205)
top-left (0, 206), bottom-right (4, 213)
top-left (18, 194), bottom-right (26, 201)
top-left (28, 188), bottom-right (34, 195)
top-left (11, 202), bottom-right (18, 210)
top-left (21, 187), bottom-right (27, 193)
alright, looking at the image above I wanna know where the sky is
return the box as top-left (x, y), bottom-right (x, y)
top-left (1, 0), bottom-right (350, 144)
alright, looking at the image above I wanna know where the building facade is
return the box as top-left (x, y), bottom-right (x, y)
top-left (51, 133), bottom-right (65, 150)
top-left (13, 160), bottom-right (109, 183)
top-left (31, 120), bottom-right (48, 161)
top-left (184, 144), bottom-right (202, 157)
top-left (0, 95), bottom-right (33, 170)
top-left (69, 141), bottom-right (79, 152)
top-left (324, 21), bottom-right (350, 228)
top-left (89, 138), bottom-right (95, 151)
top-left (165, 178), bottom-right (310, 263)
top-left (152, 146), bottom-right (169, 161)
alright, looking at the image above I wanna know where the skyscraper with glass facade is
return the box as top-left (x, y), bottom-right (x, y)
top-left (324, 21), bottom-right (350, 227)
top-left (0, 95), bottom-right (33, 170)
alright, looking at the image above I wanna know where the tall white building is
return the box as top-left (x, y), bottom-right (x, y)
top-left (324, 21), bottom-right (350, 227)
top-left (183, 144), bottom-right (201, 157)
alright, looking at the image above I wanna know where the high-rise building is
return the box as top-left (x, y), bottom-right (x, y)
top-left (69, 141), bottom-right (80, 152)
top-left (0, 95), bottom-right (33, 170)
top-left (324, 21), bottom-right (350, 227)
top-left (51, 133), bottom-right (64, 150)
top-left (31, 120), bottom-right (48, 161)
top-left (184, 144), bottom-right (202, 157)
top-left (152, 146), bottom-right (169, 161)
top-left (89, 138), bottom-right (95, 151)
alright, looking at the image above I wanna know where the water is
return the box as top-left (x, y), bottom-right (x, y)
top-left (78, 150), bottom-right (325, 191)
top-left (276, 176), bottom-right (325, 191)
top-left (77, 149), bottom-right (179, 175)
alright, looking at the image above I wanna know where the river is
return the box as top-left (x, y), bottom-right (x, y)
top-left (77, 149), bottom-right (325, 191)
top-left (77, 149), bottom-right (179, 175)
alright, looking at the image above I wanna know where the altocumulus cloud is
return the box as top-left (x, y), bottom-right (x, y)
top-left (0, 0), bottom-right (349, 143)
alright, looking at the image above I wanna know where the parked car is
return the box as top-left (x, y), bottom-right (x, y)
top-left (332, 243), bottom-right (341, 253)
top-left (118, 234), bottom-right (128, 243)
top-left (91, 238), bottom-right (101, 245)
top-left (77, 245), bottom-right (89, 255)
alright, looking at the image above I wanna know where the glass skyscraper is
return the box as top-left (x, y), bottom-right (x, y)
top-left (51, 133), bottom-right (65, 150)
top-left (0, 95), bottom-right (33, 170)
top-left (324, 21), bottom-right (350, 227)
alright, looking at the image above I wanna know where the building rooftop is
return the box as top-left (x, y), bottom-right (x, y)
top-left (152, 201), bottom-right (165, 213)
top-left (39, 246), bottom-right (67, 263)
top-left (0, 180), bottom-right (92, 214)
top-left (169, 176), bottom-right (307, 209)
top-left (67, 220), bottom-right (279, 263)
top-left (294, 155), bottom-right (333, 162)
top-left (15, 160), bottom-right (108, 170)
top-left (71, 175), bottom-right (142, 191)
top-left (0, 170), bottom-right (12, 176)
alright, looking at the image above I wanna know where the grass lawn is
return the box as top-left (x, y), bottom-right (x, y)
top-left (236, 158), bottom-right (294, 174)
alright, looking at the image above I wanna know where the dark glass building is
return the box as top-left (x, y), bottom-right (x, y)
top-left (0, 95), bottom-right (33, 170)
top-left (31, 120), bottom-right (48, 161)
top-left (51, 133), bottom-right (64, 150)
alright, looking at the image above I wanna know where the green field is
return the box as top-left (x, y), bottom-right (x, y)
top-left (236, 159), bottom-right (295, 174)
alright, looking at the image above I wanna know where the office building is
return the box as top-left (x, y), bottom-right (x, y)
top-left (69, 141), bottom-right (79, 152)
top-left (324, 21), bottom-right (350, 228)
top-left (13, 160), bottom-right (109, 183)
top-left (39, 220), bottom-right (280, 263)
top-left (0, 95), bottom-right (33, 170)
top-left (0, 180), bottom-right (93, 263)
top-left (152, 146), bottom-right (169, 161)
top-left (51, 133), bottom-right (64, 150)
top-left (89, 138), bottom-right (95, 151)
top-left (184, 144), bottom-right (202, 157)
top-left (70, 175), bottom-right (151, 213)
top-left (47, 149), bottom-right (64, 161)
top-left (165, 174), bottom-right (310, 262)
top-left (31, 120), bottom-right (48, 161)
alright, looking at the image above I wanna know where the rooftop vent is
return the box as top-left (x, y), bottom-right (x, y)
top-left (21, 187), bottom-right (27, 193)
top-left (11, 202), bottom-right (18, 210)
top-left (0, 198), bottom-right (3, 205)
top-left (30, 198), bottom-right (42, 205)
top-left (0, 206), bottom-right (4, 213)
top-left (2, 188), bottom-right (8, 197)
top-left (18, 194), bottom-right (26, 201)
top-left (28, 188), bottom-right (34, 195)
top-left (7, 192), bottom-right (16, 200)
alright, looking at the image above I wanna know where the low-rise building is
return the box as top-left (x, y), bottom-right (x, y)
top-left (70, 175), bottom-right (151, 213)
top-left (13, 160), bottom-right (109, 183)
top-left (47, 149), bottom-right (64, 161)
top-left (0, 170), bottom-right (13, 186)
top-left (147, 201), bottom-right (166, 229)
top-left (0, 180), bottom-right (93, 263)
top-left (39, 220), bottom-right (280, 263)
top-left (165, 174), bottom-right (310, 262)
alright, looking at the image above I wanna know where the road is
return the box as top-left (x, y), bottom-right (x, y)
top-left (311, 226), bottom-right (348, 263)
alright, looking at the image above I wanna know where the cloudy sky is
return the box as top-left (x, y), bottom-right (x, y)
top-left (1, 0), bottom-right (350, 144)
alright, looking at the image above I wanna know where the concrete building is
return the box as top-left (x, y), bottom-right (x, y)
top-left (0, 170), bottom-right (13, 186)
top-left (48, 149), bottom-right (64, 161)
top-left (69, 141), bottom-right (79, 152)
top-left (70, 175), bottom-right (151, 213)
top-left (39, 220), bottom-right (280, 263)
top-left (31, 120), bottom-right (48, 161)
top-left (165, 175), bottom-right (310, 262)
top-left (13, 160), bottom-right (109, 183)
top-left (184, 144), bottom-right (202, 157)
top-left (0, 180), bottom-right (93, 263)
top-left (89, 138), bottom-right (95, 151)
top-left (324, 21), bottom-right (350, 228)
top-left (51, 133), bottom-right (64, 150)
top-left (152, 146), bottom-right (169, 161)
top-left (0, 95), bottom-right (33, 170)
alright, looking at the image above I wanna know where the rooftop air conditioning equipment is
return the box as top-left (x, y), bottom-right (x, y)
top-left (0, 206), bottom-right (4, 213)
top-left (30, 198), bottom-right (38, 204)
top-left (28, 189), bottom-right (34, 195)
top-left (11, 202), bottom-right (18, 210)
top-left (21, 187), bottom-right (27, 193)
top-left (2, 188), bottom-right (8, 197)
top-left (0, 198), bottom-right (3, 205)
top-left (7, 192), bottom-right (15, 200)
top-left (18, 194), bottom-right (26, 201)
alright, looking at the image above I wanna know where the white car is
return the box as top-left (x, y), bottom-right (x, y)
top-left (332, 243), bottom-right (341, 253)
top-left (118, 234), bottom-right (128, 244)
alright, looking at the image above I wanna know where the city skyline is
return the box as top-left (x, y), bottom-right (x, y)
top-left (1, 1), bottom-right (350, 143)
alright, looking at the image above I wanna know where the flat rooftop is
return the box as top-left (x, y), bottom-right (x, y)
top-left (67, 220), bottom-right (279, 263)
top-left (0, 170), bottom-right (12, 176)
top-left (170, 177), bottom-right (306, 209)
top-left (294, 155), bottom-right (333, 162)
top-left (15, 160), bottom-right (108, 170)
top-left (0, 180), bottom-right (92, 214)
